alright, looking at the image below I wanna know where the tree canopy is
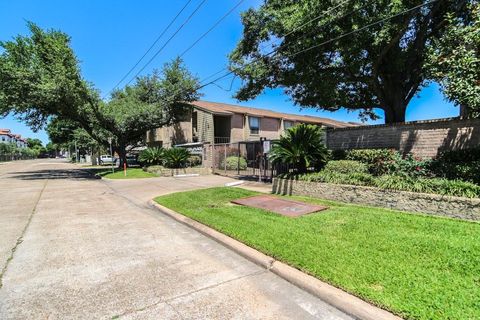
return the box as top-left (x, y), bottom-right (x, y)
top-left (229, 0), bottom-right (474, 123)
top-left (26, 138), bottom-right (43, 149)
top-left (427, 3), bottom-right (480, 118)
top-left (103, 59), bottom-right (200, 159)
top-left (0, 23), bottom-right (200, 166)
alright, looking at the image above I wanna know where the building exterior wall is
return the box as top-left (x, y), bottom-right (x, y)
top-left (147, 119), bottom-right (192, 148)
top-left (326, 118), bottom-right (480, 158)
top-left (242, 116), bottom-right (283, 141)
top-left (230, 114), bottom-right (245, 142)
top-left (0, 134), bottom-right (11, 143)
top-left (259, 117), bottom-right (280, 140)
top-left (146, 106), bottom-right (332, 147)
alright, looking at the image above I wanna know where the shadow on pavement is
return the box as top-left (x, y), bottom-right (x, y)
top-left (7, 168), bottom-right (101, 181)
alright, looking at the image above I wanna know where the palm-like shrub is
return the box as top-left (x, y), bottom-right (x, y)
top-left (163, 147), bottom-right (191, 168)
top-left (269, 124), bottom-right (328, 173)
top-left (139, 147), bottom-right (164, 165)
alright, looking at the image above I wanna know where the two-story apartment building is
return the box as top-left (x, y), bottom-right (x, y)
top-left (147, 101), bottom-right (357, 147)
top-left (0, 129), bottom-right (12, 144)
top-left (0, 129), bottom-right (27, 148)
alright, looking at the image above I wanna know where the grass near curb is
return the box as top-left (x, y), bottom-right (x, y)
top-left (155, 187), bottom-right (480, 320)
top-left (97, 168), bottom-right (157, 179)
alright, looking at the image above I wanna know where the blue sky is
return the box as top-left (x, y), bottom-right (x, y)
top-left (0, 0), bottom-right (459, 144)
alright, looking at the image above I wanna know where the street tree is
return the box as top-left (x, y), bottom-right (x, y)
top-left (26, 138), bottom-right (43, 149)
top-left (427, 3), bottom-right (480, 118)
top-left (0, 23), bottom-right (200, 167)
top-left (229, 0), bottom-right (472, 123)
top-left (102, 59), bottom-right (200, 165)
top-left (46, 117), bottom-right (101, 159)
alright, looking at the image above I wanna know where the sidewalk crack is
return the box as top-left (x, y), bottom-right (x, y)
top-left (113, 270), bottom-right (266, 319)
top-left (0, 179), bottom-right (48, 289)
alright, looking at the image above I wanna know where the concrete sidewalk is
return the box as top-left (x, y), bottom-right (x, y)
top-left (0, 159), bottom-right (352, 319)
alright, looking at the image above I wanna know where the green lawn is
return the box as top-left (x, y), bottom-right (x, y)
top-left (98, 168), bottom-right (157, 179)
top-left (155, 187), bottom-right (480, 320)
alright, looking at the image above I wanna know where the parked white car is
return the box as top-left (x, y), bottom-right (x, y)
top-left (99, 155), bottom-right (116, 165)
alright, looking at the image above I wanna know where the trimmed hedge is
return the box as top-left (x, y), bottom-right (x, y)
top-left (323, 160), bottom-right (368, 175)
top-left (187, 155), bottom-right (202, 167)
top-left (221, 156), bottom-right (247, 170)
top-left (294, 171), bottom-right (480, 198)
top-left (299, 171), bottom-right (375, 186)
top-left (430, 148), bottom-right (480, 184)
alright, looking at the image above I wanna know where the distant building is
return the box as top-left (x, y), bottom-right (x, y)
top-left (146, 100), bottom-right (357, 148)
top-left (0, 129), bottom-right (27, 148)
top-left (0, 129), bottom-right (13, 144)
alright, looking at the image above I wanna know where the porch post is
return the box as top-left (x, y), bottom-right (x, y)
top-left (211, 144), bottom-right (215, 174)
top-left (237, 142), bottom-right (240, 175)
top-left (224, 144), bottom-right (227, 174)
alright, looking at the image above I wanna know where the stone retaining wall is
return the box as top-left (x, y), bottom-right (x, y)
top-left (272, 178), bottom-right (480, 221)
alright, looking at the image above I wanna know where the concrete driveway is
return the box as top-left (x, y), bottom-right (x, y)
top-left (0, 159), bottom-right (352, 319)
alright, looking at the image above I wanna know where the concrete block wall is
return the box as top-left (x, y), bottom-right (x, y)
top-left (326, 118), bottom-right (480, 158)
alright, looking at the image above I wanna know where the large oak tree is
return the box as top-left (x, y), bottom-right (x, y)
top-left (0, 23), bottom-right (200, 166)
top-left (229, 0), bottom-right (473, 123)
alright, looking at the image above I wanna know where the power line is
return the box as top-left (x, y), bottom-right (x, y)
top-left (105, 0), bottom-right (194, 98)
top-left (198, 0), bottom-right (354, 86)
top-left (199, 0), bottom-right (439, 90)
top-left (124, 0), bottom-right (208, 86)
top-left (179, 0), bottom-right (246, 58)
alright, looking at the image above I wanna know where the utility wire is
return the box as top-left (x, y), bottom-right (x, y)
top-left (104, 0), bottom-right (193, 98)
top-left (179, 0), bottom-right (246, 58)
top-left (199, 0), bottom-right (354, 85)
top-left (124, 0), bottom-right (209, 86)
top-left (199, 0), bottom-right (439, 89)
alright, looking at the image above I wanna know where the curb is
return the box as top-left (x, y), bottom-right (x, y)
top-left (149, 200), bottom-right (402, 320)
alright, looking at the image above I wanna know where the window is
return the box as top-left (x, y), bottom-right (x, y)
top-left (284, 120), bottom-right (294, 130)
top-left (249, 116), bottom-right (260, 135)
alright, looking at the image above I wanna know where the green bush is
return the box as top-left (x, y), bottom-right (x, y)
top-left (430, 148), bottom-right (480, 184)
top-left (323, 160), bottom-right (368, 175)
top-left (295, 172), bottom-right (480, 198)
top-left (392, 153), bottom-right (433, 178)
top-left (374, 175), bottom-right (480, 198)
top-left (329, 149), bottom-right (347, 160)
top-left (335, 149), bottom-right (432, 177)
top-left (187, 155), bottom-right (202, 167)
top-left (144, 165), bottom-right (164, 173)
top-left (139, 147), bottom-right (163, 165)
top-left (221, 156), bottom-right (247, 170)
top-left (345, 148), bottom-right (398, 175)
top-left (298, 171), bottom-right (375, 186)
top-left (163, 148), bottom-right (191, 168)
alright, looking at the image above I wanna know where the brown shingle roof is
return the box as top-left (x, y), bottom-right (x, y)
top-left (190, 101), bottom-right (357, 128)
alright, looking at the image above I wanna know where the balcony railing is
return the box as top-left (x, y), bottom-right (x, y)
top-left (214, 136), bottom-right (231, 144)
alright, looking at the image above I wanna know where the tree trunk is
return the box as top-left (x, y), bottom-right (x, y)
top-left (117, 144), bottom-right (127, 169)
top-left (459, 104), bottom-right (469, 119)
top-left (384, 106), bottom-right (406, 124)
top-left (380, 87), bottom-right (407, 124)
